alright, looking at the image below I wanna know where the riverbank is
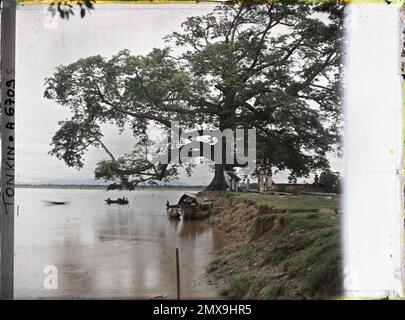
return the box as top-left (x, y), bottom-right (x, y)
top-left (205, 192), bottom-right (342, 300)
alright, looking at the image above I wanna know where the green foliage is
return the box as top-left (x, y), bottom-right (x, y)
top-left (94, 160), bottom-right (121, 181)
top-left (48, 1), bottom-right (95, 20)
top-left (207, 259), bottom-right (220, 273)
top-left (262, 212), bottom-right (342, 297)
top-left (253, 213), bottom-right (278, 238)
top-left (227, 272), bottom-right (255, 299)
top-left (49, 120), bottom-right (102, 169)
top-left (300, 231), bottom-right (341, 295)
top-left (44, 3), bottom-right (343, 188)
top-left (266, 280), bottom-right (282, 300)
top-left (264, 213), bottom-right (337, 263)
top-left (318, 170), bottom-right (341, 193)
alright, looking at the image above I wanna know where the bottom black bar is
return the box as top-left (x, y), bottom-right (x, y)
top-left (0, 299), bottom-right (401, 319)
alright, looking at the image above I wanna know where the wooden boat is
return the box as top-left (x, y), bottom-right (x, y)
top-left (177, 193), bottom-right (212, 220)
top-left (167, 206), bottom-right (182, 219)
top-left (184, 208), bottom-right (210, 220)
top-left (166, 201), bottom-right (182, 219)
top-left (105, 197), bottom-right (129, 205)
top-left (44, 201), bottom-right (68, 205)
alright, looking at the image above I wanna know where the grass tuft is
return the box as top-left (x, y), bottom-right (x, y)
top-left (266, 280), bottom-right (282, 299)
top-left (227, 272), bottom-right (255, 299)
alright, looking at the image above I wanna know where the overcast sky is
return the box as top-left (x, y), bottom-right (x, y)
top-left (16, 4), bottom-right (342, 185)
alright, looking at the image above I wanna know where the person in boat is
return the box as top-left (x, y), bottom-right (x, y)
top-left (166, 200), bottom-right (170, 208)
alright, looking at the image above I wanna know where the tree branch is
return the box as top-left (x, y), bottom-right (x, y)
top-left (96, 139), bottom-right (117, 162)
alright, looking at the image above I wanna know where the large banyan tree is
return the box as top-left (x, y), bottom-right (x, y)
top-left (44, 2), bottom-right (343, 190)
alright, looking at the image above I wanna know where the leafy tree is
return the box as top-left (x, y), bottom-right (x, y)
top-left (313, 173), bottom-right (319, 186)
top-left (44, 2), bottom-right (343, 190)
top-left (47, 1), bottom-right (95, 19)
top-left (318, 169), bottom-right (341, 193)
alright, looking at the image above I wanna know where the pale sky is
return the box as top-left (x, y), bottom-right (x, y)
top-left (15, 4), bottom-right (342, 185)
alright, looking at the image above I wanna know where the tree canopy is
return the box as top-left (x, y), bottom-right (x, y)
top-left (44, 2), bottom-right (343, 190)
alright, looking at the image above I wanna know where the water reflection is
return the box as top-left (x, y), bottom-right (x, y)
top-left (15, 188), bottom-right (227, 299)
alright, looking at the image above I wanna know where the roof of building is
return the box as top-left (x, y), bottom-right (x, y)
top-left (178, 193), bottom-right (212, 206)
top-left (225, 171), bottom-right (241, 180)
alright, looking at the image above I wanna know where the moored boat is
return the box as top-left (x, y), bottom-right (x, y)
top-left (167, 207), bottom-right (182, 219)
top-left (105, 197), bottom-right (129, 205)
top-left (44, 200), bottom-right (68, 206)
top-left (177, 193), bottom-right (212, 220)
top-left (166, 200), bottom-right (182, 219)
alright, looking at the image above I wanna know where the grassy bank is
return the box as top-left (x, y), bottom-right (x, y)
top-left (206, 192), bottom-right (342, 299)
top-left (232, 192), bottom-right (340, 210)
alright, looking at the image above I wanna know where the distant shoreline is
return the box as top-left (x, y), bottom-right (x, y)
top-left (15, 184), bottom-right (205, 190)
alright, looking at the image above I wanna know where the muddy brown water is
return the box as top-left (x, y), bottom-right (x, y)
top-left (15, 188), bottom-right (227, 299)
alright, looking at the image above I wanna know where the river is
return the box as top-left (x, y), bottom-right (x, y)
top-left (14, 188), bottom-right (227, 299)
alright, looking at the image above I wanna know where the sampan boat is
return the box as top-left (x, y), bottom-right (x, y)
top-left (105, 197), bottom-right (129, 205)
top-left (167, 206), bottom-right (182, 219)
top-left (177, 193), bottom-right (212, 220)
top-left (166, 200), bottom-right (182, 219)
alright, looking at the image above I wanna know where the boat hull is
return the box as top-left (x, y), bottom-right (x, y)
top-left (105, 199), bottom-right (129, 205)
top-left (180, 205), bottom-right (211, 220)
top-left (167, 207), bottom-right (182, 219)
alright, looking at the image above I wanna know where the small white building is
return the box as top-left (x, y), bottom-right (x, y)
top-left (224, 171), bottom-right (241, 192)
top-left (257, 169), bottom-right (274, 193)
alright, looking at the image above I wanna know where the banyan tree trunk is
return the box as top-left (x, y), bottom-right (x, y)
top-left (206, 164), bottom-right (228, 191)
